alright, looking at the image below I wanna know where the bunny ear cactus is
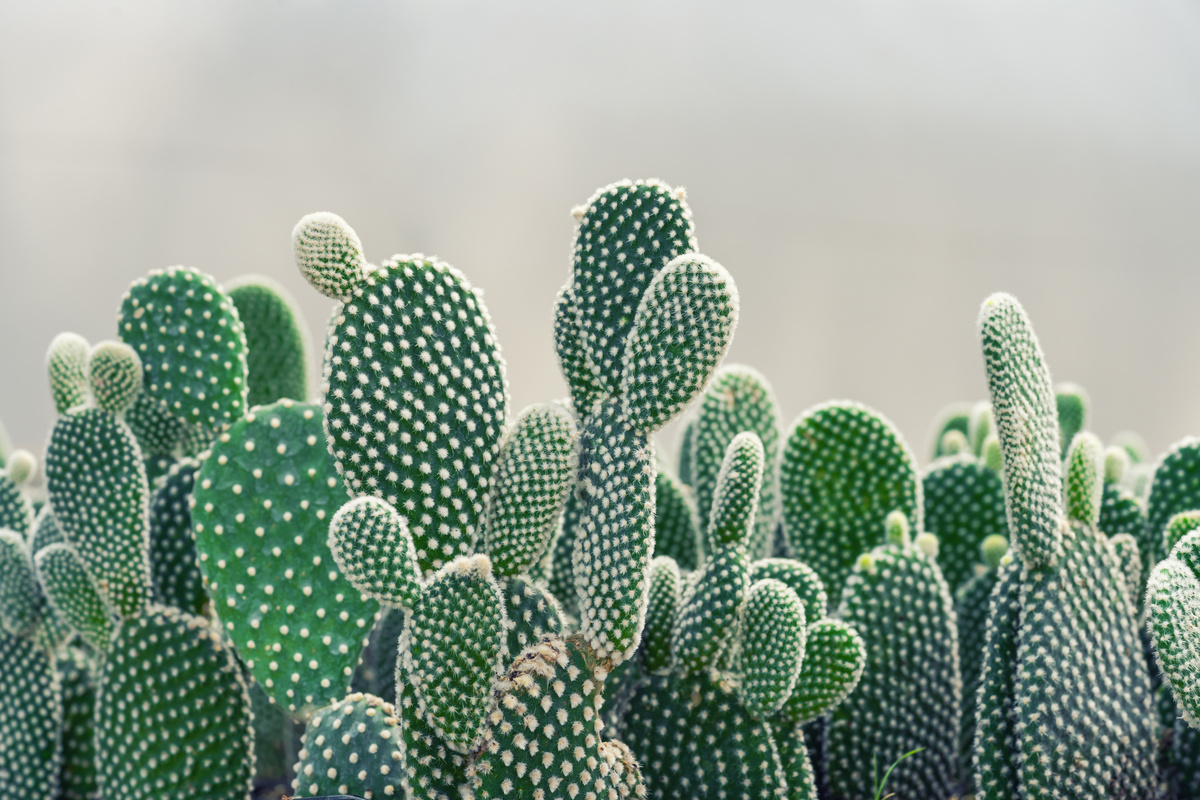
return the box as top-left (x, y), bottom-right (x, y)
top-left (46, 332), bottom-right (90, 415)
top-left (1148, 528), bottom-right (1200, 730)
top-left (922, 450), bottom-right (1007, 592)
top-left (293, 691), bottom-right (404, 799)
top-left (0, 450), bottom-right (35, 539)
top-left (35, 542), bottom-right (114, 652)
top-left (294, 212), bottom-right (509, 576)
top-left (227, 275), bottom-right (311, 407)
top-left (0, 626), bottom-right (62, 797)
top-left (955, 534), bottom-right (1008, 777)
top-left (1145, 438), bottom-right (1200, 583)
top-left (1055, 382), bottom-right (1089, 459)
top-left (928, 401), bottom-right (972, 460)
top-left (652, 469), bottom-right (701, 570)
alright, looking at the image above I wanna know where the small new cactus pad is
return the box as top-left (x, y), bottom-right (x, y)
top-left (1099, 483), bottom-right (1146, 595)
top-left (573, 400), bottom-right (655, 663)
top-left (45, 406), bottom-right (150, 618)
top-left (774, 618), bottom-right (865, 727)
top-left (978, 293), bottom-right (1063, 567)
top-left (47, 331), bottom-right (90, 413)
top-left (94, 605), bottom-right (253, 800)
top-left (623, 669), bottom-right (786, 799)
top-left (401, 554), bottom-right (506, 753)
top-left (58, 646), bottom-right (98, 800)
top-left (552, 284), bottom-right (601, 412)
top-left (87, 340), bottom-right (143, 416)
top-left (396, 667), bottom-right (468, 799)
top-left (498, 574), bottom-right (564, 663)
top-left (922, 453), bottom-right (1007, 592)
top-left (706, 431), bottom-right (765, 550)
top-left (691, 365), bottom-right (781, 559)
top-left (192, 400), bottom-right (380, 715)
top-left (642, 556), bottom-right (681, 673)
top-left (1145, 437), bottom-right (1200, 572)
top-left (653, 470), bottom-right (700, 570)
top-left (1064, 431), bottom-right (1104, 527)
top-left (826, 532), bottom-right (960, 799)
top-left (1105, 445), bottom-right (1130, 484)
top-left (480, 402), bottom-right (576, 576)
top-left (939, 429), bottom-right (968, 455)
top-left (35, 542), bottom-right (113, 652)
top-left (0, 530), bottom-right (40, 636)
top-left (780, 401), bottom-right (922, 594)
top-left (228, 275), bottom-right (311, 406)
top-left (301, 223), bottom-right (509, 576)
top-left (0, 628), bottom-right (62, 798)
top-left (328, 495), bottom-right (422, 609)
top-left (967, 401), bottom-right (993, 454)
top-left (566, 179), bottom-right (697, 400)
top-left (1148, 529), bottom-right (1200, 728)
top-left (619, 253), bottom-right (738, 434)
top-left (740, 578), bottom-right (806, 718)
top-left (117, 265), bottom-right (249, 431)
top-left (749, 559), bottom-right (827, 627)
top-left (928, 402), bottom-right (972, 460)
top-left (147, 458), bottom-right (206, 615)
top-left (1055, 382), bottom-right (1089, 457)
top-left (471, 634), bottom-right (644, 799)
top-left (293, 692), bottom-right (403, 799)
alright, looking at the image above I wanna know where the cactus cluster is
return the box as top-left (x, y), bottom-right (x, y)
top-left (2, 176), bottom-right (1197, 800)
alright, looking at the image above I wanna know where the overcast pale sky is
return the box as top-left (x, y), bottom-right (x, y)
top-left (2, 0), bottom-right (1200, 464)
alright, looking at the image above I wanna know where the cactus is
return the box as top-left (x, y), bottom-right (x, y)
top-left (955, 534), bottom-right (1008, 780)
top-left (227, 275), bottom-right (311, 406)
top-left (740, 578), bottom-right (807, 718)
top-left (57, 646), bottom-right (98, 800)
top-left (293, 692), bottom-right (403, 799)
top-left (1145, 438), bottom-right (1200, 578)
top-left (922, 451), bottom-right (1007, 592)
top-left (928, 401), bottom-right (972, 460)
top-left (652, 469), bottom-right (701, 570)
top-left (1055, 382), bottom-right (1089, 458)
top-left (146, 458), bottom-right (207, 614)
top-left (0, 529), bottom-right (41, 637)
top-left (0, 627), bottom-right (62, 797)
top-left (35, 542), bottom-right (113, 652)
top-left (46, 332), bottom-right (90, 415)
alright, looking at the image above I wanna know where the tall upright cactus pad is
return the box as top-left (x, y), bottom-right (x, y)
top-left (47, 332), bottom-right (90, 414)
top-left (642, 556), bottom-right (681, 673)
top-left (1055, 382), bottom-right (1089, 458)
top-left (564, 179), bottom-right (696, 401)
top-left (972, 558), bottom-right (1021, 800)
top-left (691, 365), bottom-right (781, 560)
top-left (46, 406), bottom-right (150, 617)
top-left (117, 266), bottom-right (249, 432)
top-left (573, 401), bottom-right (655, 663)
top-left (1145, 437), bottom-right (1200, 575)
top-left (480, 402), bottom-right (576, 576)
top-left (35, 542), bottom-right (114, 652)
top-left (0, 628), bottom-right (62, 798)
top-left (192, 400), bottom-right (380, 715)
top-left (653, 470), bottom-right (701, 570)
top-left (401, 554), bottom-right (506, 753)
top-left (292, 692), bottom-right (403, 799)
top-left (978, 293), bottom-right (1063, 567)
top-left (922, 453), bottom-right (1007, 592)
top-left (94, 605), bottom-right (253, 800)
top-left (295, 215), bottom-right (509, 576)
top-left (826, 535), bottom-right (961, 799)
top-left (147, 458), bottom-right (206, 615)
top-left (780, 402), bottom-right (921, 595)
top-left (58, 647), bottom-right (98, 800)
top-left (227, 275), bottom-right (310, 407)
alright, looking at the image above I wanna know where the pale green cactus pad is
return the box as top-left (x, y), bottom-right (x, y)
top-left (1064, 431), bottom-right (1104, 527)
top-left (292, 692), bottom-right (404, 799)
top-left (47, 332), bottom-right (90, 414)
top-left (228, 275), bottom-right (310, 407)
top-left (1055, 382), bottom-right (1089, 458)
top-left (1149, 529), bottom-right (1200, 729)
top-left (0, 627), bottom-right (62, 798)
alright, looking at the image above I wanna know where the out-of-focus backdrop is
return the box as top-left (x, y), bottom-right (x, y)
top-left (3, 0), bottom-right (1200, 464)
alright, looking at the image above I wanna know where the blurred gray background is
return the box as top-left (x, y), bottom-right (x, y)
top-left (3, 0), bottom-right (1200, 466)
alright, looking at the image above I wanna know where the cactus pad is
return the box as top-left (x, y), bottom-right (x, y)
top-left (672, 541), bottom-right (748, 673)
top-left (0, 530), bottom-right (39, 637)
top-left (47, 332), bottom-right (90, 414)
top-left (653, 470), bottom-right (701, 570)
top-left (35, 542), bottom-right (113, 652)
top-left (293, 692), bottom-right (404, 799)
top-left (1149, 528), bottom-right (1200, 728)
top-left (1064, 431), bottom-right (1103, 527)
top-left (643, 556), bottom-right (681, 673)
top-left (1146, 437), bottom-right (1200, 571)
top-left (922, 453), bottom-right (1007, 592)
top-left (228, 275), bottom-right (310, 406)
top-left (328, 495), bottom-right (422, 609)
top-left (498, 574), bottom-right (564, 663)
top-left (774, 619), bottom-right (866, 727)
top-left (706, 431), bottom-right (765, 550)
top-left (740, 578), bottom-right (806, 718)
top-left (58, 647), bottom-right (98, 800)
top-left (147, 458), bottom-right (206, 615)
top-left (87, 340), bottom-right (143, 416)
top-left (292, 212), bottom-right (368, 301)
top-left (0, 628), bottom-right (62, 798)
top-left (396, 670), bottom-right (468, 800)
top-left (749, 558), bottom-right (827, 627)
top-left (1055, 382), bottom-right (1089, 457)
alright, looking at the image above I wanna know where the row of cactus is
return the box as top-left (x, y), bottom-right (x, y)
top-left (4, 177), bottom-right (1200, 800)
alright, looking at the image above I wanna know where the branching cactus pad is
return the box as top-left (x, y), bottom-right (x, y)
top-left (227, 275), bottom-right (310, 407)
top-left (192, 399), bottom-right (380, 715)
top-left (293, 692), bottom-right (403, 799)
top-left (0, 628), bottom-right (62, 798)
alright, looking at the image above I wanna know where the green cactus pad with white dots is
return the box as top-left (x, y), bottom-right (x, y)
top-left (1149, 529), bottom-right (1200, 729)
top-left (1164, 510), bottom-right (1200, 558)
top-left (972, 558), bottom-right (1021, 800)
top-left (147, 458), bottom-right (206, 615)
top-left (498, 574), bottom-right (563, 664)
top-left (47, 332), bottom-right (90, 414)
top-left (671, 542), bottom-right (748, 673)
top-left (978, 293), bottom-right (1063, 567)
top-left (691, 365), bottom-right (781, 560)
top-left (826, 539), bottom-right (960, 799)
top-left (117, 266), bottom-right (249, 432)
top-left (401, 554), bottom-right (506, 753)
top-left (35, 542), bottom-right (113, 652)
top-left (928, 402), bottom-right (972, 460)
top-left (125, 392), bottom-right (191, 457)
top-left (58, 646), bottom-right (98, 800)
top-left (30, 506), bottom-right (67, 554)
top-left (775, 722), bottom-right (817, 800)
top-left (87, 341), bottom-right (143, 417)
top-left (328, 495), bottom-right (422, 609)
top-left (0, 530), bottom-right (40, 637)
top-left (1109, 532), bottom-right (1142, 608)
top-left (780, 401), bottom-right (922, 595)
top-left (749, 559), bottom-right (826, 627)
top-left (0, 627), bottom-right (62, 798)
top-left (547, 488), bottom-right (583, 618)
top-left (954, 556), bottom-right (1002, 778)
top-left (317, 252), bottom-right (508, 576)
top-left (0, 467), bottom-right (34, 539)
top-left (1064, 431), bottom-right (1103, 527)
top-left (643, 556), bottom-right (681, 673)
top-left (1055, 382), bottom-right (1089, 458)
top-left (293, 692), bottom-right (404, 799)
top-left (45, 406), bottom-right (150, 618)
top-left (653, 470), bottom-right (700, 570)
top-left (740, 579), bottom-right (806, 719)
top-left (552, 285), bottom-right (601, 413)
top-left (706, 431), bottom-right (765, 550)
top-left (192, 399), bottom-right (380, 716)
top-left (94, 605), bottom-right (253, 800)
top-left (293, 212), bottom-right (368, 302)
top-left (773, 619), bottom-right (865, 727)
top-left (620, 253), bottom-right (738, 435)
top-left (481, 402), bottom-right (576, 577)
top-left (228, 275), bottom-right (311, 407)
top-left (1099, 483), bottom-right (1145, 592)
top-left (396, 670), bottom-right (467, 800)
top-left (922, 453), bottom-right (1007, 592)
top-left (1145, 437), bottom-right (1200, 572)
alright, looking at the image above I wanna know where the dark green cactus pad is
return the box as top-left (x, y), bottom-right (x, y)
top-left (30, 506), bottom-right (67, 554)
top-left (620, 253), bottom-right (738, 435)
top-left (47, 332), bottom-right (91, 414)
top-left (928, 402), bottom-right (972, 460)
top-left (922, 453), bottom-right (1007, 592)
top-left (1055, 382), bottom-right (1089, 458)
top-left (228, 275), bottom-right (311, 407)
top-left (471, 634), bottom-right (645, 800)
top-left (547, 489), bottom-right (583, 618)
top-left (972, 559), bottom-right (1020, 800)
top-left (498, 574), bottom-right (563, 665)
top-left (481, 402), bottom-right (576, 577)
top-left (191, 399), bottom-right (379, 716)
top-left (567, 179), bottom-right (696, 400)
top-left (691, 365), bottom-right (781, 560)
top-left (125, 392), bottom-right (188, 456)
top-left (45, 406), bottom-right (150, 618)
top-left (623, 669), bottom-right (787, 799)
top-left (1109, 533), bottom-right (1142, 608)
top-left (705, 431), bottom-right (765, 550)
top-left (653, 469), bottom-right (700, 570)
top-left (780, 402), bottom-right (922, 595)
top-left (58, 647), bottom-right (97, 800)
top-left (773, 619), bottom-right (865, 727)
top-left (827, 541), bottom-right (960, 799)
top-left (0, 468), bottom-right (34, 540)
top-left (318, 253), bottom-right (508, 576)
top-left (955, 556), bottom-right (1002, 781)
top-left (553, 284), bottom-right (601, 414)
top-left (1064, 431), bottom-right (1103, 527)
top-left (353, 606), bottom-right (406, 705)
top-left (117, 265), bottom-right (249, 431)
top-left (0, 628), bottom-right (62, 798)
top-left (978, 293), bottom-right (1063, 567)
top-left (677, 414), bottom-right (697, 488)
top-left (750, 558), bottom-right (827, 627)
top-left (328, 495), bottom-right (422, 609)
top-left (0, 530), bottom-right (40, 637)
top-left (293, 692), bottom-right (404, 800)
top-left (87, 340), bottom-right (143, 416)
top-left (1145, 437), bottom-right (1200, 573)
top-left (774, 722), bottom-right (817, 800)
top-left (35, 542), bottom-right (113, 653)
top-left (672, 542), bottom-right (748, 673)
top-left (1170, 715), bottom-right (1200, 800)
top-left (643, 556), bottom-right (680, 673)
top-left (1149, 529), bottom-right (1200, 729)
top-left (1164, 510), bottom-right (1200, 557)
top-left (1100, 483), bottom-right (1146, 594)
top-left (147, 458), bottom-right (206, 615)
top-left (396, 668), bottom-right (467, 800)
top-left (401, 554), bottom-right (506, 753)
top-left (94, 605), bottom-right (253, 800)
top-left (248, 681), bottom-right (291, 787)
top-left (740, 579), bottom-right (806, 719)
top-left (573, 400), bottom-right (655, 662)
